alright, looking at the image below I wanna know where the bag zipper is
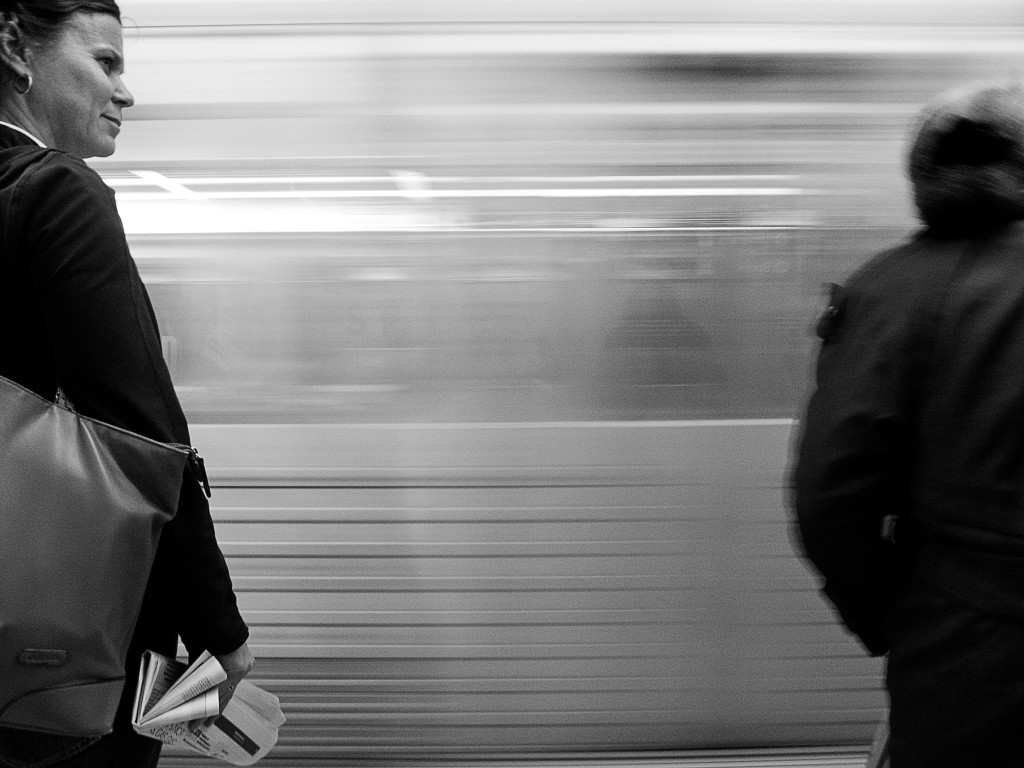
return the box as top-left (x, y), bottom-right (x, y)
top-left (173, 444), bottom-right (212, 498)
top-left (38, 382), bottom-right (212, 498)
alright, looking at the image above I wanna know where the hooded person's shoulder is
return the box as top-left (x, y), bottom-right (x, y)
top-left (843, 236), bottom-right (937, 299)
top-left (820, 234), bottom-right (967, 348)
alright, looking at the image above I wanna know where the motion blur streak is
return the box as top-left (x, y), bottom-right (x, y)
top-left (110, 0), bottom-right (1023, 763)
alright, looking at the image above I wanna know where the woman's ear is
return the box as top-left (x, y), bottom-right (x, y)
top-left (0, 12), bottom-right (30, 79)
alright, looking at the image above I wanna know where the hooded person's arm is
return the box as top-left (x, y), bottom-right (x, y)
top-left (792, 276), bottom-right (916, 656)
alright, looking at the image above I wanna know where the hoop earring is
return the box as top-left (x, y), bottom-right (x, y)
top-left (13, 72), bottom-right (32, 95)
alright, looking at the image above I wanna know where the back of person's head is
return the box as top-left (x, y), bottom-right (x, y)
top-left (0, 0), bottom-right (122, 96)
top-left (908, 80), bottom-right (1024, 235)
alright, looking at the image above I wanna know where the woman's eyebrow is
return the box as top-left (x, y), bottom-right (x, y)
top-left (95, 45), bottom-right (125, 70)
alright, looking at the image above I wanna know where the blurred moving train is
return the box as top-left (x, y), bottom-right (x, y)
top-left (100, 0), bottom-right (1024, 763)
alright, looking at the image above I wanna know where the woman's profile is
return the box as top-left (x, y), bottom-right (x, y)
top-left (0, 2), bottom-right (253, 766)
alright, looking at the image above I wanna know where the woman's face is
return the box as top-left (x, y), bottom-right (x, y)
top-left (27, 12), bottom-right (134, 158)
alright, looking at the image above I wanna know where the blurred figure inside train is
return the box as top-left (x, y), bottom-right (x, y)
top-left (600, 282), bottom-right (724, 418)
top-left (793, 81), bottom-right (1024, 768)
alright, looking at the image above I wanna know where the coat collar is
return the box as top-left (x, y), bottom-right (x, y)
top-left (0, 121), bottom-right (46, 150)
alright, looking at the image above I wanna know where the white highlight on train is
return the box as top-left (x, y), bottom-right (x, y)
top-left (129, 170), bottom-right (208, 201)
top-left (116, 187), bottom-right (804, 201)
top-left (107, 172), bottom-right (806, 234)
top-left (108, 174), bottom-right (802, 187)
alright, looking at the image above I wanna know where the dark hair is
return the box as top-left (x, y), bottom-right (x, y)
top-left (0, 0), bottom-right (121, 90)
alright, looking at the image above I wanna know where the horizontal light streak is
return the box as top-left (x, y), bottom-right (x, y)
top-left (126, 226), bottom-right (804, 243)
top-left (129, 170), bottom-right (207, 200)
top-left (122, 221), bottom-right (805, 236)
top-left (105, 174), bottom-right (801, 187)
top-left (114, 100), bottom-right (919, 118)
top-left (129, 25), bottom-right (1024, 58)
top-left (312, 419), bottom-right (799, 429)
top-left (110, 172), bottom-right (806, 233)
top-left (404, 226), bottom-right (804, 233)
top-left (388, 27), bottom-right (1024, 57)
top-left (114, 187), bottom-right (803, 201)
top-left (371, 101), bottom-right (918, 117)
top-left (130, 227), bottom-right (805, 245)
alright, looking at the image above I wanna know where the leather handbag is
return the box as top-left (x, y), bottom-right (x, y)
top-left (0, 374), bottom-right (197, 736)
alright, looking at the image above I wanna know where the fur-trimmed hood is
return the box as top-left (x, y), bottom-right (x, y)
top-left (908, 81), bottom-right (1024, 234)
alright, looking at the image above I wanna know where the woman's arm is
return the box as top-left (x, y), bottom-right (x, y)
top-left (16, 152), bottom-right (249, 661)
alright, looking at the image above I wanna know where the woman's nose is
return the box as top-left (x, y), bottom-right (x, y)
top-left (114, 77), bottom-right (135, 109)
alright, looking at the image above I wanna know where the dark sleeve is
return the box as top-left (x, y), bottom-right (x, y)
top-left (791, 281), bottom-right (913, 656)
top-left (16, 154), bottom-right (248, 656)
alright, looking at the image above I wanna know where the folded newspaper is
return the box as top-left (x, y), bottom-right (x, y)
top-left (132, 650), bottom-right (285, 766)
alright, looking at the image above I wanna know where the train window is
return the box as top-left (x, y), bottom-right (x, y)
top-left (132, 227), bottom-right (834, 424)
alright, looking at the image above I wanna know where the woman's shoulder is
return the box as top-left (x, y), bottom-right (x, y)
top-left (7, 148), bottom-right (117, 228)
top-left (12, 147), bottom-right (110, 196)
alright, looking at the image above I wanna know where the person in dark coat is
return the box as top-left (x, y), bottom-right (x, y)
top-left (0, 2), bottom-right (252, 766)
top-left (792, 80), bottom-right (1024, 768)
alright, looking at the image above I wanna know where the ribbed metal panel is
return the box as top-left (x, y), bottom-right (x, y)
top-left (161, 748), bottom-right (872, 768)
top-left (161, 748), bottom-right (872, 767)
top-left (157, 422), bottom-right (883, 762)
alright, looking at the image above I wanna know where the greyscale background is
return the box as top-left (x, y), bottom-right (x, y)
top-left (98, 1), bottom-right (1023, 764)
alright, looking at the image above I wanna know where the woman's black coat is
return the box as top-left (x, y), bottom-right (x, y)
top-left (0, 125), bottom-right (248, 721)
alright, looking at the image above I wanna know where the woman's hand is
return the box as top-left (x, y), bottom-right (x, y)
top-left (217, 642), bottom-right (256, 713)
top-left (196, 642), bottom-right (256, 728)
